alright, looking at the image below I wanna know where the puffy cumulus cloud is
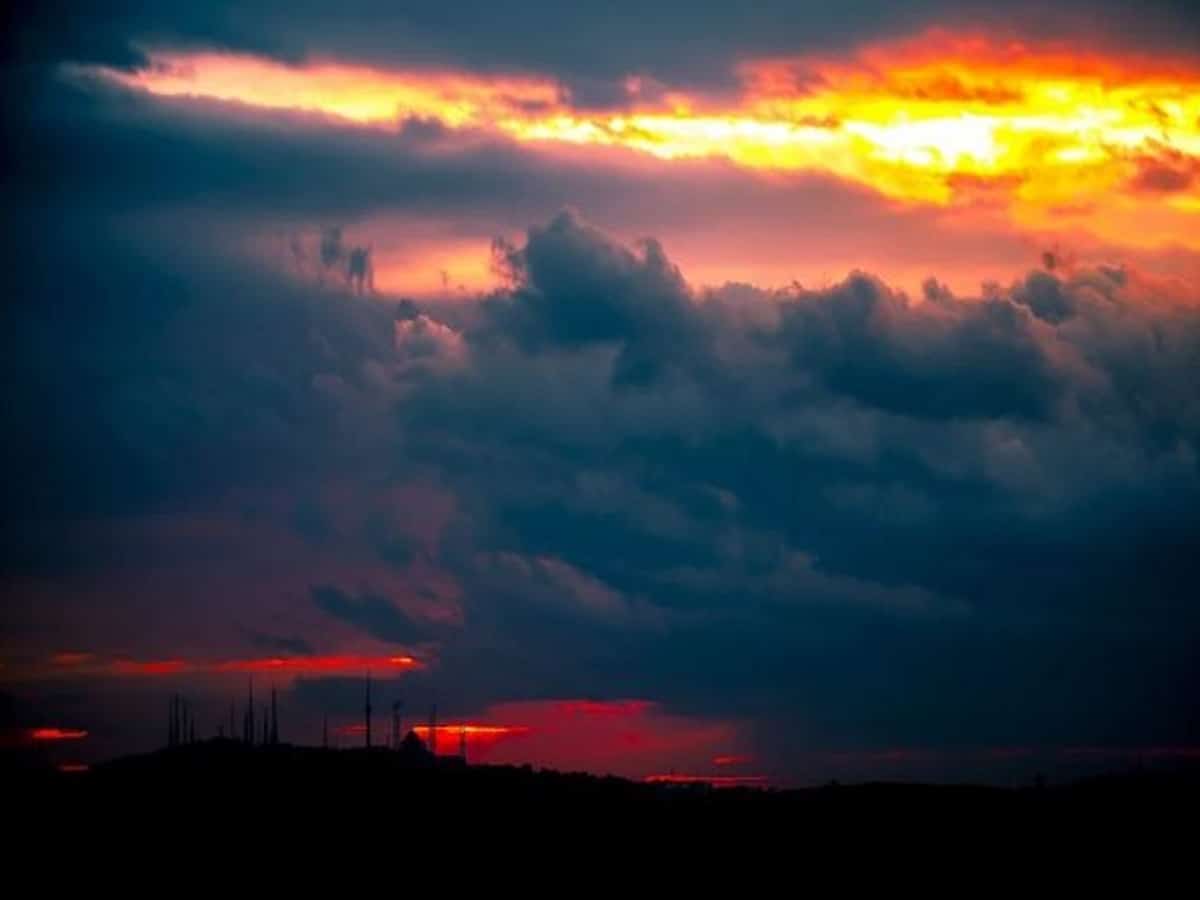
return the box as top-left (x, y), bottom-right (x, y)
top-left (483, 211), bottom-right (712, 387)
top-left (393, 311), bottom-right (468, 377)
top-left (773, 272), bottom-right (1073, 421)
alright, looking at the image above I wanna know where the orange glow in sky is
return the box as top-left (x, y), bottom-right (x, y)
top-left (86, 33), bottom-right (1200, 252)
top-left (92, 52), bottom-right (562, 127)
top-left (31, 727), bottom-right (89, 741)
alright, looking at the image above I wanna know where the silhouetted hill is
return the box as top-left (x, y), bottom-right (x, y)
top-left (10, 738), bottom-right (1199, 836)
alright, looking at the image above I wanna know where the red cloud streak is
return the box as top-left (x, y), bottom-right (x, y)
top-left (31, 728), bottom-right (89, 741)
top-left (110, 659), bottom-right (189, 675)
top-left (101, 655), bottom-right (422, 677)
top-left (212, 655), bottom-right (420, 674)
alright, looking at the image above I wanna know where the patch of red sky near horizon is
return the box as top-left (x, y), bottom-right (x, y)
top-left (57, 763), bottom-right (91, 773)
top-left (365, 699), bottom-right (747, 776)
top-left (31, 728), bottom-right (89, 741)
top-left (643, 774), bottom-right (769, 788)
top-left (110, 659), bottom-right (189, 676)
top-left (302, 698), bottom-right (748, 774)
top-left (329, 721), bottom-right (533, 748)
top-left (471, 699), bottom-right (747, 778)
top-left (551, 699), bottom-right (656, 718)
top-left (412, 723), bottom-right (531, 754)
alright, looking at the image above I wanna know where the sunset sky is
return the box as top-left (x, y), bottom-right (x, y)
top-left (3, 1), bottom-right (1199, 785)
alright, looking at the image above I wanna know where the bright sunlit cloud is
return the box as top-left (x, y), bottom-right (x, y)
top-left (83, 31), bottom-right (1200, 253)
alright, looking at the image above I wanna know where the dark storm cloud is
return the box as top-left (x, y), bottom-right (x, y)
top-left (5, 189), bottom-right (1199, 768)
top-left (774, 272), bottom-right (1068, 421)
top-left (397, 215), bottom-right (1199, 633)
top-left (3, 70), bottom-right (781, 232)
top-left (4, 73), bottom-right (535, 219)
top-left (484, 212), bottom-right (713, 387)
top-left (0, 204), bottom-right (398, 526)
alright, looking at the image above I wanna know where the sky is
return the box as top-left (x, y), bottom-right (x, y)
top-left (2, 1), bottom-right (1199, 786)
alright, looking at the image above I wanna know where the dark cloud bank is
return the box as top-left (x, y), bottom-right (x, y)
top-left (2, 36), bottom-right (1199, 782)
top-left (5, 193), bottom-right (1199, 778)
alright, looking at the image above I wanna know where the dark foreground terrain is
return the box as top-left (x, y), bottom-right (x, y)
top-left (8, 739), bottom-right (1199, 840)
